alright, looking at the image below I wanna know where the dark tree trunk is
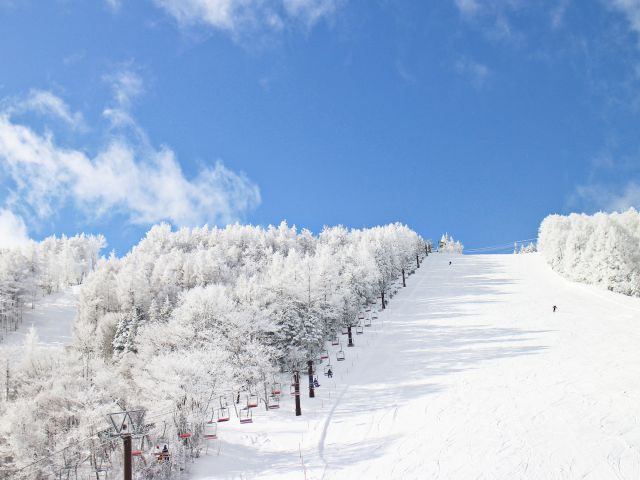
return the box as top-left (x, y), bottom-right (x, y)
top-left (381, 291), bottom-right (386, 310)
top-left (402, 268), bottom-right (406, 287)
top-left (294, 371), bottom-right (301, 416)
top-left (416, 255), bottom-right (420, 268)
top-left (307, 360), bottom-right (315, 398)
top-left (347, 326), bottom-right (354, 347)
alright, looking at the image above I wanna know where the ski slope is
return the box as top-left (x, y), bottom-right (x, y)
top-left (0, 286), bottom-right (79, 352)
top-left (191, 253), bottom-right (640, 480)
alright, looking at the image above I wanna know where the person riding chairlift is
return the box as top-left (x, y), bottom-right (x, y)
top-left (327, 368), bottom-right (333, 378)
top-left (313, 377), bottom-right (320, 388)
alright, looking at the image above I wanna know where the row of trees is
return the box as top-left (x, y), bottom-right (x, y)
top-left (0, 222), bottom-right (427, 478)
top-left (0, 234), bottom-right (105, 341)
top-left (538, 208), bottom-right (640, 296)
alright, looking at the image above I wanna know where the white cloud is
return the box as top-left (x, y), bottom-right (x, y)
top-left (0, 208), bottom-right (28, 249)
top-left (10, 89), bottom-right (85, 130)
top-left (573, 181), bottom-right (640, 212)
top-left (456, 57), bottom-right (491, 87)
top-left (153, 0), bottom-right (341, 35)
top-left (105, 70), bottom-right (144, 109)
top-left (0, 83), bottom-right (261, 229)
top-left (454, 0), bottom-right (480, 17)
top-left (607, 0), bottom-right (640, 36)
top-left (105, 0), bottom-right (122, 12)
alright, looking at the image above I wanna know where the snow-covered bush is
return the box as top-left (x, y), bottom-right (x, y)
top-left (438, 233), bottom-right (464, 253)
top-left (538, 209), bottom-right (640, 296)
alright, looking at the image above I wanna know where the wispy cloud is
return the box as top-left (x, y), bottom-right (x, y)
top-left (572, 181), bottom-right (640, 212)
top-left (606, 0), bottom-right (640, 37)
top-left (0, 208), bottom-right (28, 248)
top-left (104, 0), bottom-right (122, 13)
top-left (153, 0), bottom-right (342, 37)
top-left (456, 57), bottom-right (491, 88)
top-left (0, 75), bottom-right (261, 232)
top-left (7, 89), bottom-right (85, 130)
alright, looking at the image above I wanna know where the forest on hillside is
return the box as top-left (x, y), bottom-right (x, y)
top-left (0, 222), bottom-right (430, 479)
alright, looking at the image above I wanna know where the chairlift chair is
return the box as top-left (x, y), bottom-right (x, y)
top-left (203, 421), bottom-right (218, 440)
top-left (356, 324), bottom-right (364, 335)
top-left (268, 394), bottom-right (280, 409)
top-left (364, 317), bottom-right (372, 327)
top-left (331, 336), bottom-right (340, 346)
top-left (336, 350), bottom-right (345, 361)
top-left (271, 382), bottom-right (282, 395)
top-left (217, 407), bottom-right (230, 422)
top-left (219, 396), bottom-right (228, 409)
top-left (323, 364), bottom-right (333, 376)
top-left (239, 409), bottom-right (253, 424)
top-left (320, 349), bottom-right (329, 360)
top-left (358, 312), bottom-right (365, 320)
top-left (247, 394), bottom-right (259, 409)
top-left (341, 325), bottom-right (349, 335)
top-left (154, 441), bottom-right (171, 462)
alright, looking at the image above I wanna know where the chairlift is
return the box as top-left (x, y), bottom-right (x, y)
top-left (268, 394), bottom-right (280, 409)
top-left (154, 441), bottom-right (171, 462)
top-left (355, 324), bottom-right (364, 335)
top-left (320, 349), bottom-right (329, 360)
top-left (331, 336), bottom-right (340, 346)
top-left (364, 317), bottom-right (372, 327)
top-left (217, 407), bottom-right (230, 422)
top-left (372, 313), bottom-right (378, 319)
top-left (219, 396), bottom-right (228, 409)
top-left (358, 312), bottom-right (365, 320)
top-left (203, 421), bottom-right (218, 440)
top-left (246, 393), bottom-right (259, 409)
top-left (239, 409), bottom-right (253, 424)
top-left (341, 325), bottom-right (349, 335)
top-left (323, 364), bottom-right (333, 376)
top-left (271, 382), bottom-right (282, 395)
top-left (336, 350), bottom-right (345, 361)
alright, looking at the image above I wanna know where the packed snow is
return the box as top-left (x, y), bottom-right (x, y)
top-left (0, 286), bottom-right (79, 352)
top-left (191, 253), bottom-right (640, 480)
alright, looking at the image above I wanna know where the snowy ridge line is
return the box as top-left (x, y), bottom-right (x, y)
top-left (464, 238), bottom-right (537, 253)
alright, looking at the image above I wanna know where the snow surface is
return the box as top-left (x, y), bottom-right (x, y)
top-left (190, 253), bottom-right (640, 480)
top-left (0, 286), bottom-right (79, 351)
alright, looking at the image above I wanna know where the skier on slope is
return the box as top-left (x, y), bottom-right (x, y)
top-left (553, 305), bottom-right (557, 313)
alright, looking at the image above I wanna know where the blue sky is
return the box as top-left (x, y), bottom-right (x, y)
top-left (1, 0), bottom-right (640, 254)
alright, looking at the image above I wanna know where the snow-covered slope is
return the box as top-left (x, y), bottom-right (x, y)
top-left (191, 253), bottom-right (640, 480)
top-left (1, 286), bottom-right (78, 351)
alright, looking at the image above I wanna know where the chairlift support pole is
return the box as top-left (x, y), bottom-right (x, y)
top-left (307, 360), bottom-right (315, 398)
top-left (293, 370), bottom-right (302, 416)
top-left (123, 434), bottom-right (132, 480)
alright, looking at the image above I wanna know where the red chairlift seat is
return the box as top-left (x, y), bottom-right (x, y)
top-left (268, 395), bottom-right (280, 409)
top-left (239, 410), bottom-right (253, 424)
top-left (179, 433), bottom-right (192, 439)
top-left (131, 450), bottom-right (143, 456)
top-left (247, 394), bottom-right (259, 408)
top-left (320, 350), bottom-right (329, 360)
top-left (271, 382), bottom-right (282, 395)
top-left (217, 407), bottom-right (230, 422)
top-left (204, 421), bottom-right (218, 440)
